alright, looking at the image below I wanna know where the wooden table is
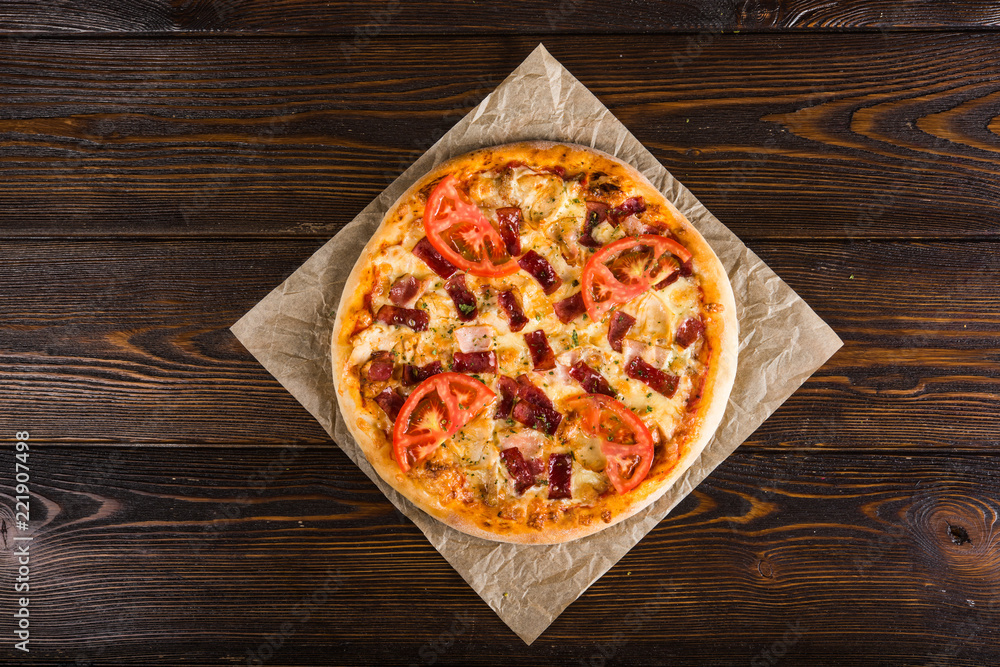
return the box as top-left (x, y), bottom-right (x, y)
top-left (2, 2), bottom-right (999, 664)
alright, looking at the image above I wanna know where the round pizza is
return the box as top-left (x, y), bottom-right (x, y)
top-left (331, 141), bottom-right (737, 544)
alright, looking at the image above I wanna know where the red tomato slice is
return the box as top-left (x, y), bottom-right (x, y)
top-left (565, 394), bottom-right (654, 495)
top-left (392, 372), bottom-right (495, 472)
top-left (423, 174), bottom-right (519, 278)
top-left (580, 235), bottom-right (692, 322)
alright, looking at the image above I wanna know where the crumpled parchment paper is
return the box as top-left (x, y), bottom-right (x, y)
top-left (231, 43), bottom-right (843, 645)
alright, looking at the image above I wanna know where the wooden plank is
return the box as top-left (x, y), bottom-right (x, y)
top-left (1, 239), bottom-right (997, 450)
top-left (751, 239), bottom-right (1000, 450)
top-left (0, 0), bottom-right (999, 35)
top-left (1, 445), bottom-right (996, 665)
top-left (1, 34), bottom-right (1000, 239)
top-left (0, 239), bottom-right (333, 446)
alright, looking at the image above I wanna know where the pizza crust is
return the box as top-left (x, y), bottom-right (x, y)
top-left (332, 141), bottom-right (738, 544)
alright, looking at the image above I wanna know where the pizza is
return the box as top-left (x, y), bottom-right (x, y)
top-left (331, 141), bottom-right (737, 544)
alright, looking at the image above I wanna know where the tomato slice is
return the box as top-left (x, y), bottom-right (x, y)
top-left (580, 235), bottom-right (692, 322)
top-left (564, 394), bottom-right (654, 495)
top-left (392, 372), bottom-right (495, 472)
top-left (423, 174), bottom-right (519, 277)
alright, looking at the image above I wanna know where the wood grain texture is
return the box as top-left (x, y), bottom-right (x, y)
top-left (0, 446), bottom-right (996, 665)
top-left (1, 9), bottom-right (997, 664)
top-left (2, 34), bottom-right (1000, 239)
top-left (0, 239), bottom-right (996, 450)
top-left (0, 239), bottom-right (332, 446)
top-left (1, 0), bottom-right (999, 34)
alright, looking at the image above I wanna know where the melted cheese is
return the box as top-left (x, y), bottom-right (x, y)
top-left (353, 164), bottom-right (707, 507)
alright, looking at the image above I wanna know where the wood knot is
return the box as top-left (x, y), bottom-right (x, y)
top-left (0, 506), bottom-right (13, 558)
top-left (907, 494), bottom-right (997, 589)
top-left (757, 558), bottom-right (774, 579)
top-left (736, 0), bottom-right (780, 28)
top-left (948, 524), bottom-right (972, 546)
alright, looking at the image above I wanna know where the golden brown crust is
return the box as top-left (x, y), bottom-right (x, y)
top-left (332, 141), bottom-right (738, 544)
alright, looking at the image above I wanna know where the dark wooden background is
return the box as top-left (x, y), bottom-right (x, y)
top-left (1, 1), bottom-right (999, 664)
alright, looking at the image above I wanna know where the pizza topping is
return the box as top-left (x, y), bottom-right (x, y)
top-left (444, 273), bottom-right (479, 322)
top-left (374, 305), bottom-right (429, 332)
top-left (424, 174), bottom-right (518, 278)
top-left (375, 387), bottom-right (406, 422)
top-left (556, 346), bottom-right (604, 371)
top-left (553, 291), bottom-right (586, 324)
top-left (517, 250), bottom-right (563, 295)
top-left (608, 196), bottom-right (646, 223)
top-left (676, 316), bottom-right (705, 348)
top-left (513, 400), bottom-right (562, 436)
top-left (498, 289), bottom-right (529, 332)
top-left (569, 361), bottom-right (616, 398)
top-left (511, 375), bottom-right (563, 435)
top-left (402, 360), bottom-right (444, 386)
top-left (500, 447), bottom-right (536, 495)
top-left (620, 339), bottom-right (666, 365)
top-left (603, 441), bottom-right (652, 496)
top-left (552, 362), bottom-right (574, 385)
top-left (580, 201), bottom-right (610, 248)
top-left (524, 330), bottom-right (556, 371)
top-left (581, 235), bottom-right (692, 322)
top-left (389, 275), bottom-right (423, 306)
top-left (587, 171), bottom-right (620, 196)
top-left (625, 356), bottom-right (679, 398)
top-left (412, 236), bottom-right (459, 279)
top-left (620, 214), bottom-right (663, 237)
top-left (620, 339), bottom-right (683, 397)
top-left (502, 430), bottom-right (545, 459)
top-left (496, 207), bottom-right (523, 256)
top-left (455, 325), bottom-right (494, 353)
top-left (546, 215), bottom-right (586, 265)
top-left (392, 373), bottom-right (495, 472)
top-left (452, 350), bottom-right (498, 374)
top-left (527, 457), bottom-right (546, 476)
top-left (547, 453), bottom-right (573, 499)
top-left (512, 171), bottom-right (567, 224)
top-left (565, 394), bottom-right (654, 495)
top-left (494, 375), bottom-right (519, 419)
top-left (607, 311), bottom-right (636, 353)
top-left (652, 270), bottom-right (680, 291)
top-left (515, 374), bottom-right (556, 410)
top-left (364, 351), bottom-right (395, 382)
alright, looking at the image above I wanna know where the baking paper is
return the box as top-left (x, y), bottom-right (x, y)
top-left (231, 44), bottom-right (843, 645)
